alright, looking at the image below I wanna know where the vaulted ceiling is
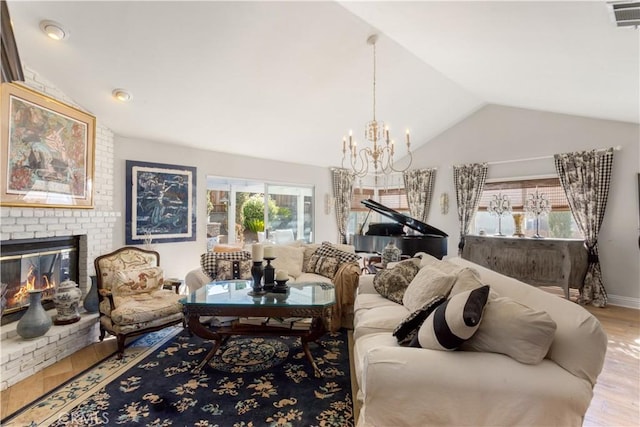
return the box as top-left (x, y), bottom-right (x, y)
top-left (6, 1), bottom-right (639, 168)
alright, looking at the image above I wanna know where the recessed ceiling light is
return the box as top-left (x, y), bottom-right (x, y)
top-left (39, 20), bottom-right (68, 41)
top-left (112, 89), bottom-right (133, 102)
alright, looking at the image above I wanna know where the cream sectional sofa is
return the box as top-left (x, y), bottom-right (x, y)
top-left (353, 256), bottom-right (607, 427)
top-left (185, 242), bottom-right (361, 331)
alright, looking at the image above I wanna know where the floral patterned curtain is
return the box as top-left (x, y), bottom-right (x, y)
top-left (453, 163), bottom-right (488, 255)
top-left (331, 168), bottom-right (355, 244)
top-left (403, 168), bottom-right (437, 223)
top-left (554, 148), bottom-right (614, 307)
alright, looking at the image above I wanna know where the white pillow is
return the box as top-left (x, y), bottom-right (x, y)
top-left (460, 296), bottom-right (557, 364)
top-left (403, 266), bottom-right (456, 312)
top-left (271, 245), bottom-right (306, 278)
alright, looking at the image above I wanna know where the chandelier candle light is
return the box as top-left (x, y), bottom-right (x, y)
top-left (525, 189), bottom-right (552, 238)
top-left (488, 193), bottom-right (512, 236)
top-left (342, 34), bottom-right (412, 177)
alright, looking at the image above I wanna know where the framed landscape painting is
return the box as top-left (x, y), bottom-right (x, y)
top-left (126, 160), bottom-right (197, 244)
top-left (0, 83), bottom-right (96, 208)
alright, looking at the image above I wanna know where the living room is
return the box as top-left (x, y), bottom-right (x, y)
top-left (1, 1), bottom-right (639, 425)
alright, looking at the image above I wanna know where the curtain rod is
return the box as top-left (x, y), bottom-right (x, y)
top-left (486, 146), bottom-right (622, 166)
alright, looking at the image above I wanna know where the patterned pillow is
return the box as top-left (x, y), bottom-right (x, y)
top-left (393, 295), bottom-right (446, 345)
top-left (201, 250), bottom-right (252, 280)
top-left (215, 259), bottom-right (252, 281)
top-left (113, 266), bottom-right (164, 297)
top-left (307, 253), bottom-right (341, 279)
top-left (314, 241), bottom-right (360, 264)
top-left (417, 285), bottom-right (490, 350)
top-left (373, 259), bottom-right (421, 304)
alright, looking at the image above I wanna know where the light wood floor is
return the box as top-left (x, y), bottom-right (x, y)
top-left (2, 293), bottom-right (639, 425)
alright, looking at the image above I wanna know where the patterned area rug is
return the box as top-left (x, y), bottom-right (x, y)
top-left (5, 327), bottom-right (354, 426)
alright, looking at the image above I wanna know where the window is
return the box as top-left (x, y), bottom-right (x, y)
top-left (206, 177), bottom-right (314, 247)
top-left (472, 178), bottom-right (582, 239)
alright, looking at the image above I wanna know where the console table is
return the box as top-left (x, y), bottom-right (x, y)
top-left (461, 235), bottom-right (588, 298)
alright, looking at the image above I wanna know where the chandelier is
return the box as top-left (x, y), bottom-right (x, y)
top-left (342, 34), bottom-right (412, 178)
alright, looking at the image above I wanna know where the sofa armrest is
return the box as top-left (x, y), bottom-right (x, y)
top-left (328, 261), bottom-right (361, 331)
top-left (358, 344), bottom-right (593, 427)
top-left (185, 268), bottom-right (211, 293)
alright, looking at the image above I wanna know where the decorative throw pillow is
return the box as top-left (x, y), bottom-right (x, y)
top-left (449, 267), bottom-right (485, 297)
top-left (373, 259), bottom-right (421, 304)
top-left (402, 266), bottom-right (457, 312)
top-left (416, 285), bottom-right (490, 350)
top-left (200, 250), bottom-right (252, 280)
top-left (113, 266), bottom-right (164, 297)
top-left (460, 296), bottom-right (557, 364)
top-left (271, 245), bottom-right (306, 278)
top-left (302, 244), bottom-right (321, 272)
top-left (393, 295), bottom-right (446, 345)
top-left (215, 259), bottom-right (252, 281)
top-left (314, 241), bottom-right (360, 264)
top-left (307, 253), bottom-right (341, 279)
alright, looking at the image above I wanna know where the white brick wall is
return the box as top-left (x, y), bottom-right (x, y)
top-left (1, 66), bottom-right (119, 390)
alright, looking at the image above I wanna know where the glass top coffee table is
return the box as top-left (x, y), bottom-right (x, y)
top-left (181, 280), bottom-right (335, 377)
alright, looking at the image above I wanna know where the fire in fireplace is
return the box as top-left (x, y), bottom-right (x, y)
top-left (1, 236), bottom-right (79, 325)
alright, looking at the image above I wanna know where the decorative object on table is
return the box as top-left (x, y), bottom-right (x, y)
top-left (125, 160), bottom-right (197, 245)
top-left (0, 82), bottom-right (96, 209)
top-left (487, 193), bottom-right (512, 236)
top-left (512, 213), bottom-right (525, 237)
top-left (382, 241), bottom-right (402, 268)
top-left (273, 269), bottom-right (289, 293)
top-left (17, 289), bottom-right (52, 339)
top-left (525, 189), bottom-right (552, 238)
top-left (83, 275), bottom-right (99, 313)
top-left (249, 262), bottom-right (264, 295)
top-left (340, 34), bottom-right (412, 177)
top-left (53, 279), bottom-right (82, 325)
top-left (263, 246), bottom-right (276, 289)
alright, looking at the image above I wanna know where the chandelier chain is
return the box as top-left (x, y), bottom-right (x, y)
top-left (372, 41), bottom-right (376, 122)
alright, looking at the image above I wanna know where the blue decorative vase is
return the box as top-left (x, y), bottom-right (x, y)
top-left (17, 290), bottom-right (52, 339)
top-left (83, 275), bottom-right (99, 314)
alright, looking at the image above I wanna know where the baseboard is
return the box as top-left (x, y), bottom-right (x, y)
top-left (607, 294), bottom-right (640, 310)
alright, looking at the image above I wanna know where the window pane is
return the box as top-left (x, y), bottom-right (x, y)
top-left (472, 178), bottom-right (582, 239)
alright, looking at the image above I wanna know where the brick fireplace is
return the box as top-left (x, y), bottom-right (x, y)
top-left (0, 66), bottom-right (119, 390)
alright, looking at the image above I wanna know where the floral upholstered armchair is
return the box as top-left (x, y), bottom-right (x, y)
top-left (94, 247), bottom-right (184, 358)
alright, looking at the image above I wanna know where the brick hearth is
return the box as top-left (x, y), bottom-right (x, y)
top-left (0, 310), bottom-right (100, 391)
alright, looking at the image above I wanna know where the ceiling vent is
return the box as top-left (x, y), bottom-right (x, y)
top-left (608, 1), bottom-right (640, 28)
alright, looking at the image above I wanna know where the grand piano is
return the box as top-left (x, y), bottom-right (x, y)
top-left (351, 199), bottom-right (448, 259)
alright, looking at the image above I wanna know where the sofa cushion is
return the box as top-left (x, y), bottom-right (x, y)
top-left (293, 272), bottom-right (333, 284)
top-left (215, 259), bottom-right (252, 280)
top-left (271, 245), bottom-right (306, 278)
top-left (402, 266), bottom-right (456, 312)
top-left (315, 241), bottom-right (360, 263)
top-left (417, 285), bottom-right (490, 350)
top-left (200, 250), bottom-right (252, 280)
top-left (113, 266), bottom-right (164, 298)
top-left (373, 259), bottom-right (421, 304)
top-left (460, 296), bottom-right (557, 364)
top-left (393, 295), bottom-right (446, 345)
top-left (354, 304), bottom-right (410, 339)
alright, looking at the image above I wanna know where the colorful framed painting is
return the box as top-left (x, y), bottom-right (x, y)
top-left (0, 83), bottom-right (96, 208)
top-left (126, 160), bottom-right (197, 244)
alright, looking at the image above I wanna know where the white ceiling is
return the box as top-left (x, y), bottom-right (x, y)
top-left (6, 1), bottom-right (639, 169)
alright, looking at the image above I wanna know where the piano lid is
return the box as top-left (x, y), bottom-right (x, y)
top-left (361, 199), bottom-right (448, 238)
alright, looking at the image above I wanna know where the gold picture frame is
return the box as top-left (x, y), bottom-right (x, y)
top-left (1, 82), bottom-right (96, 208)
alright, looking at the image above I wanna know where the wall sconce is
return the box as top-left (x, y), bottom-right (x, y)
top-left (440, 192), bottom-right (449, 215)
top-left (324, 194), bottom-right (336, 215)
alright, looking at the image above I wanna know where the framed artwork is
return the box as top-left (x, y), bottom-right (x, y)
top-left (126, 160), bottom-right (196, 245)
top-left (1, 83), bottom-right (96, 208)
